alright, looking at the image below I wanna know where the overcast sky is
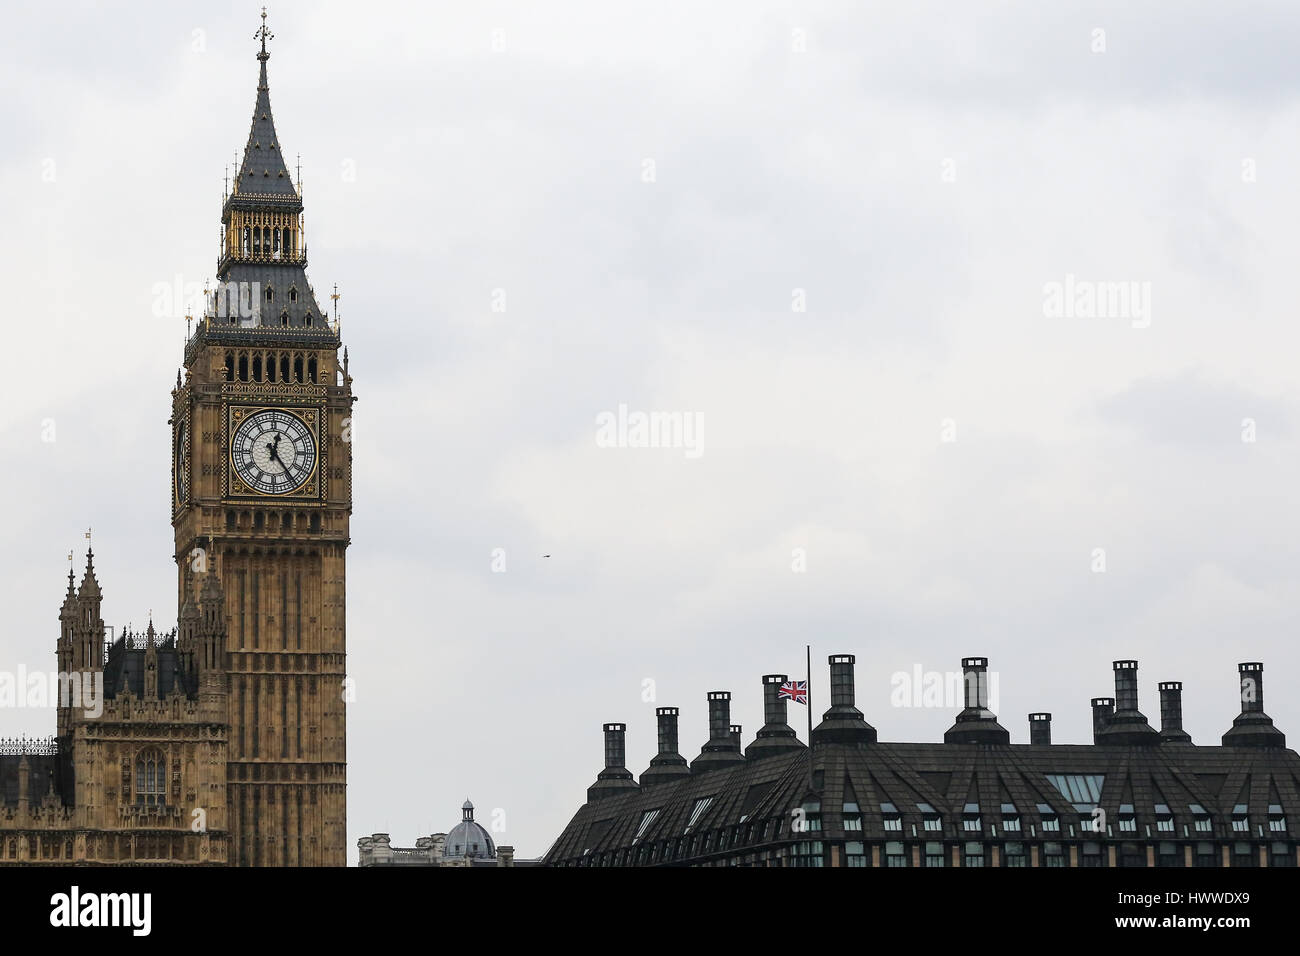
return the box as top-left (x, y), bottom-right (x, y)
top-left (3, 1), bottom-right (1300, 860)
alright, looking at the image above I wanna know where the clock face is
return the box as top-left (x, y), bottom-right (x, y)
top-left (230, 408), bottom-right (317, 495)
top-left (175, 420), bottom-right (188, 504)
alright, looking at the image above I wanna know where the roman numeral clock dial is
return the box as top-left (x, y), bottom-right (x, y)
top-left (230, 408), bottom-right (318, 496)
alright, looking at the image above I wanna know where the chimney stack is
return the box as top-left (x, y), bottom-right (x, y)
top-left (1095, 661), bottom-right (1158, 745)
top-left (640, 707), bottom-right (691, 787)
top-left (586, 722), bottom-right (640, 802)
top-left (729, 724), bottom-right (742, 750)
top-left (690, 692), bottom-right (747, 773)
top-left (811, 654), bottom-right (878, 745)
top-left (1157, 681), bottom-right (1192, 744)
top-left (744, 675), bottom-right (806, 760)
top-left (944, 656), bottom-right (1010, 744)
top-left (1090, 697), bottom-right (1114, 742)
top-left (1222, 662), bottom-right (1286, 748)
top-left (1113, 660), bottom-right (1139, 713)
top-left (1028, 712), bottom-right (1051, 745)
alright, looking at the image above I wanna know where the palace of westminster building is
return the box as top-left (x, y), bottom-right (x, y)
top-left (0, 17), bottom-right (351, 866)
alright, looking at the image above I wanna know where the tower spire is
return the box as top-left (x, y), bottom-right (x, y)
top-left (256, 7), bottom-right (274, 62)
top-left (232, 8), bottom-right (295, 198)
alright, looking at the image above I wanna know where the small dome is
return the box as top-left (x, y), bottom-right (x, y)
top-left (444, 799), bottom-right (495, 860)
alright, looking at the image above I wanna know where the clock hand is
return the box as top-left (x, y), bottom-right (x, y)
top-left (266, 436), bottom-right (288, 473)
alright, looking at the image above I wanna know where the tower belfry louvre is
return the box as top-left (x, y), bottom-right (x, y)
top-left (0, 14), bottom-right (351, 867)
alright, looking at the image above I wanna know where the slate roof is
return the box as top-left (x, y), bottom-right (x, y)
top-left (102, 633), bottom-right (196, 701)
top-left (547, 657), bottom-right (1300, 865)
top-left (218, 262), bottom-right (329, 328)
top-left (545, 739), bottom-right (1300, 864)
top-left (231, 52), bottom-right (298, 199)
top-left (0, 754), bottom-right (61, 809)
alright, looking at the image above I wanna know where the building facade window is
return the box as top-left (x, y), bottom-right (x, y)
top-left (1081, 841), bottom-right (1105, 867)
top-left (845, 841), bottom-right (867, 867)
top-left (791, 840), bottom-right (823, 868)
top-left (1004, 841), bottom-right (1027, 867)
top-left (963, 841), bottom-right (984, 867)
top-left (885, 841), bottom-right (907, 867)
top-left (1157, 842), bottom-right (1181, 867)
top-left (1194, 842), bottom-right (1217, 867)
top-left (1043, 842), bottom-right (1065, 867)
top-left (923, 841), bottom-right (945, 867)
top-left (1270, 842), bottom-right (1294, 867)
top-left (135, 748), bottom-right (166, 807)
top-left (1232, 842), bottom-right (1256, 867)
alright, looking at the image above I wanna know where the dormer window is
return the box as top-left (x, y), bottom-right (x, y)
top-left (1155, 803), bottom-right (1174, 832)
top-left (841, 801), bottom-right (862, 832)
top-left (881, 802), bottom-right (902, 832)
top-left (1118, 803), bottom-right (1136, 832)
top-left (265, 286), bottom-right (274, 302)
top-left (1268, 804), bottom-right (1286, 832)
top-left (633, 809), bottom-right (660, 845)
top-left (1232, 804), bottom-right (1249, 833)
top-left (962, 803), bottom-right (982, 832)
top-left (799, 799), bottom-right (822, 833)
top-left (684, 796), bottom-right (714, 834)
top-left (281, 312), bottom-right (289, 327)
top-left (289, 288), bottom-right (298, 303)
top-left (1001, 803), bottom-right (1021, 832)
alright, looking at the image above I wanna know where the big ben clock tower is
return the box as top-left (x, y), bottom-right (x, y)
top-left (172, 13), bottom-right (351, 866)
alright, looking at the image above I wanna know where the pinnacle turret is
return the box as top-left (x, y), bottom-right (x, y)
top-left (60, 566), bottom-right (77, 617)
top-left (77, 548), bottom-right (101, 601)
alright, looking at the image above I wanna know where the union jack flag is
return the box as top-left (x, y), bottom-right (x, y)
top-left (778, 680), bottom-right (808, 705)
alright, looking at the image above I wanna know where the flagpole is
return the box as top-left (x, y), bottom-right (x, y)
top-left (807, 643), bottom-right (814, 794)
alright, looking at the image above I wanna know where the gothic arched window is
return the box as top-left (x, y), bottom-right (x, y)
top-left (135, 748), bottom-right (166, 807)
